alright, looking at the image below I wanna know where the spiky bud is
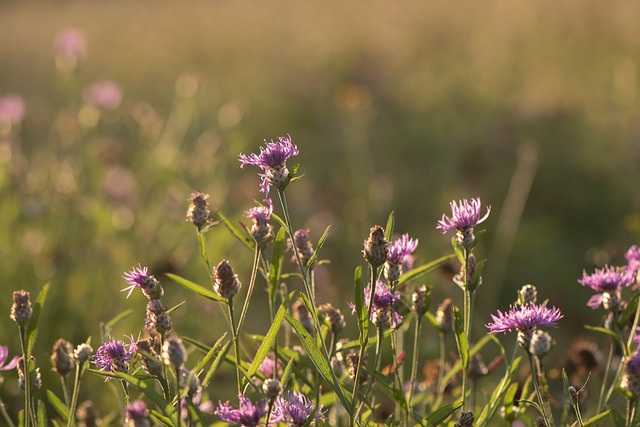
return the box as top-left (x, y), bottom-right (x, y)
top-left (455, 411), bottom-right (474, 427)
top-left (436, 298), bottom-right (455, 333)
top-left (529, 330), bottom-right (554, 357)
top-left (17, 356), bottom-right (41, 390)
top-left (213, 260), bottom-right (241, 300)
top-left (363, 225), bottom-right (388, 268)
top-left (145, 299), bottom-right (172, 335)
top-left (602, 291), bottom-right (620, 311)
top-left (51, 338), bottom-right (76, 377)
top-left (162, 336), bottom-right (187, 368)
top-left (186, 189), bottom-right (212, 230)
top-left (372, 307), bottom-right (391, 330)
top-left (345, 351), bottom-right (368, 386)
top-left (467, 352), bottom-right (488, 380)
top-left (517, 328), bottom-right (535, 351)
top-left (291, 229), bottom-right (315, 267)
top-left (10, 290), bottom-right (32, 327)
top-left (518, 284), bottom-right (537, 305)
top-left (74, 343), bottom-right (93, 365)
top-left (179, 367), bottom-right (200, 398)
top-left (318, 303), bottom-right (346, 334)
top-left (137, 338), bottom-right (163, 377)
top-left (263, 378), bottom-right (282, 400)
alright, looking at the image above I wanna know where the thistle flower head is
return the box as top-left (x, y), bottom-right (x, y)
top-left (238, 135), bottom-right (299, 197)
top-left (385, 233), bottom-right (418, 282)
top-left (243, 202), bottom-right (273, 244)
top-left (351, 281), bottom-right (403, 329)
top-left (486, 303), bottom-right (563, 335)
top-left (215, 394), bottom-right (268, 427)
top-left (436, 197), bottom-right (491, 234)
top-left (55, 28), bottom-right (86, 57)
top-left (92, 337), bottom-right (136, 380)
top-left (0, 345), bottom-right (19, 371)
top-left (272, 390), bottom-right (327, 426)
top-left (626, 245), bottom-right (640, 274)
top-left (83, 81), bottom-right (122, 110)
top-left (578, 265), bottom-right (634, 309)
top-left (122, 265), bottom-right (163, 300)
top-left (125, 400), bottom-right (150, 427)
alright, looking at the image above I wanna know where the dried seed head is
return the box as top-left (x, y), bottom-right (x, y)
top-left (436, 298), bottom-right (455, 333)
top-left (262, 378), bottom-right (282, 400)
top-left (137, 338), bottom-right (163, 377)
top-left (518, 284), bottom-right (538, 305)
top-left (213, 260), bottom-right (241, 300)
top-left (363, 225), bottom-right (389, 268)
top-left (162, 336), bottom-right (187, 368)
top-left (467, 351), bottom-right (488, 380)
top-left (179, 367), bottom-right (200, 398)
top-left (319, 303), bottom-right (346, 334)
top-left (185, 189), bottom-right (212, 230)
top-left (10, 290), bottom-right (32, 327)
top-left (455, 411), bottom-right (474, 427)
top-left (145, 299), bottom-right (172, 335)
top-left (74, 343), bottom-right (94, 365)
top-left (51, 338), bottom-right (76, 377)
top-left (529, 330), bottom-right (554, 357)
top-left (293, 300), bottom-right (315, 336)
top-left (76, 400), bottom-right (99, 427)
top-left (412, 285), bottom-right (429, 316)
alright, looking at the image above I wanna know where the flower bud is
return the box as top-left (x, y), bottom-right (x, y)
top-left (529, 330), bottom-right (554, 357)
top-left (435, 298), bottom-right (455, 333)
top-left (293, 300), bottom-right (315, 336)
top-left (74, 343), bottom-right (93, 365)
top-left (518, 284), bottom-right (537, 305)
top-left (412, 285), bottom-right (429, 316)
top-left (455, 411), bottom-right (474, 427)
top-left (137, 338), bottom-right (163, 377)
top-left (213, 260), bottom-right (241, 300)
top-left (76, 400), bottom-right (99, 427)
top-left (162, 336), bottom-right (187, 368)
top-left (10, 290), bottom-right (32, 327)
top-left (186, 189), bottom-right (212, 230)
top-left (318, 303), bottom-right (346, 334)
top-left (125, 400), bottom-right (150, 427)
top-left (51, 338), bottom-right (76, 377)
top-left (263, 378), bottom-right (282, 400)
top-left (363, 225), bottom-right (388, 268)
top-left (179, 367), bottom-right (200, 398)
top-left (145, 299), bottom-right (172, 335)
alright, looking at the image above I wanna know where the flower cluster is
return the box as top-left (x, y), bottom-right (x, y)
top-left (92, 337), bottom-right (137, 380)
top-left (215, 394), bottom-right (268, 427)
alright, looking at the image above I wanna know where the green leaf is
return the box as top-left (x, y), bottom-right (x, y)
top-left (561, 368), bottom-right (572, 404)
top-left (475, 356), bottom-right (522, 426)
top-left (269, 227), bottom-right (287, 305)
top-left (574, 409), bottom-right (613, 427)
top-left (397, 254), bottom-right (455, 286)
top-left (270, 212), bottom-right (288, 232)
top-left (166, 273), bottom-right (224, 303)
top-left (193, 333), bottom-right (228, 377)
top-left (452, 236), bottom-right (466, 265)
top-left (619, 292), bottom-right (640, 326)
top-left (453, 307), bottom-right (468, 370)
top-left (26, 283), bottom-right (49, 357)
top-left (441, 334), bottom-right (495, 389)
top-left (385, 211), bottom-right (395, 241)
top-left (149, 410), bottom-right (175, 427)
top-left (247, 303), bottom-right (286, 378)
top-left (502, 383), bottom-right (519, 422)
top-left (584, 325), bottom-right (619, 341)
top-left (218, 210), bottom-right (254, 250)
top-left (281, 357), bottom-right (295, 389)
top-left (286, 313), bottom-right (352, 412)
top-left (46, 390), bottom-right (69, 422)
top-left (166, 300), bottom-right (186, 315)
top-left (37, 399), bottom-right (48, 426)
top-left (89, 369), bottom-right (178, 423)
top-left (422, 401), bottom-right (463, 426)
top-left (306, 225), bottom-right (331, 268)
top-left (353, 266), bottom-right (367, 345)
top-left (203, 340), bottom-right (232, 388)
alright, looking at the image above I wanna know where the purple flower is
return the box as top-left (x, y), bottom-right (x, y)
top-left (486, 304), bottom-right (563, 334)
top-left (181, 391), bottom-right (214, 422)
top-left (436, 197), bottom-right (491, 234)
top-left (238, 135), bottom-right (299, 197)
top-left (243, 204), bottom-right (272, 224)
top-left (626, 245), bottom-right (640, 273)
top-left (0, 345), bottom-right (19, 371)
top-left (387, 233), bottom-right (418, 266)
top-left (125, 400), bottom-right (149, 424)
top-left (93, 337), bottom-right (137, 380)
top-left (272, 390), bottom-right (326, 426)
top-left (215, 394), bottom-right (267, 427)
top-left (578, 265), bottom-right (634, 309)
top-left (83, 81), bottom-right (123, 110)
top-left (54, 28), bottom-right (86, 58)
top-left (350, 281), bottom-right (403, 329)
top-left (258, 353), bottom-right (282, 378)
top-left (0, 94), bottom-right (26, 125)
top-left (122, 264), bottom-right (162, 299)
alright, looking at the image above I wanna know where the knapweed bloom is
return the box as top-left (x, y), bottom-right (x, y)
top-left (83, 80), bottom-right (123, 110)
top-left (351, 281), bottom-right (403, 329)
top-left (243, 202), bottom-right (273, 244)
top-left (125, 400), bottom-right (150, 427)
top-left (621, 350), bottom-right (640, 398)
top-left (215, 394), bottom-right (268, 427)
top-left (289, 228), bottom-right (315, 266)
top-left (626, 245), bottom-right (640, 280)
top-left (122, 264), bottom-right (163, 299)
top-left (0, 94), bottom-right (26, 126)
top-left (93, 337), bottom-right (136, 380)
top-left (238, 135), bottom-right (299, 197)
top-left (258, 353), bottom-right (282, 379)
top-left (0, 345), bottom-right (19, 371)
top-left (385, 233), bottom-right (418, 282)
top-left (272, 390), bottom-right (326, 426)
top-left (436, 197), bottom-right (491, 246)
top-left (486, 303), bottom-right (563, 350)
top-left (578, 265), bottom-right (634, 309)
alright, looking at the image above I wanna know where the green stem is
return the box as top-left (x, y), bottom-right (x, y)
top-left (436, 332), bottom-right (446, 402)
top-left (627, 399), bottom-right (637, 427)
top-left (627, 298), bottom-right (640, 353)
top-left (237, 245), bottom-right (262, 336)
top-left (18, 326), bottom-right (31, 427)
top-left (66, 363), bottom-right (83, 427)
top-left (461, 250), bottom-right (470, 411)
top-left (390, 330), bottom-right (405, 421)
top-left (597, 340), bottom-right (614, 413)
top-left (227, 301), bottom-right (242, 394)
top-left (0, 398), bottom-right (16, 427)
top-left (528, 352), bottom-right (553, 427)
top-left (355, 327), bottom-right (384, 421)
top-left (60, 376), bottom-right (70, 407)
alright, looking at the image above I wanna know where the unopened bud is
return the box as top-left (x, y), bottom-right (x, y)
top-left (186, 189), bottom-right (212, 230)
top-left (74, 343), bottom-right (93, 365)
top-left (213, 260), bottom-right (241, 300)
top-left (145, 299), bottom-right (172, 335)
top-left (436, 298), bottom-right (455, 333)
top-left (10, 290), bottom-right (32, 327)
top-left (293, 300), bottom-right (315, 336)
top-left (529, 330), bottom-right (553, 357)
top-left (137, 338), bottom-right (163, 376)
top-left (162, 336), bottom-right (187, 368)
top-left (263, 378), bottom-right (282, 400)
top-left (319, 303), bottom-right (346, 334)
top-left (455, 411), bottom-right (474, 427)
top-left (412, 285), bottom-right (429, 316)
top-left (363, 225), bottom-right (388, 268)
top-left (51, 338), bottom-right (76, 377)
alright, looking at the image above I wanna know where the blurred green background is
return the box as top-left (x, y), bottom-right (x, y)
top-left (2, 0), bottom-right (640, 418)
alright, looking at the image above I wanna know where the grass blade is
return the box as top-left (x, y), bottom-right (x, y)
top-left (166, 273), bottom-right (224, 303)
top-left (247, 303), bottom-right (286, 378)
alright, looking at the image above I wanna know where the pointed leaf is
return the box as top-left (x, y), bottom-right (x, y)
top-left (385, 211), bottom-right (395, 241)
top-left (247, 303), bottom-right (286, 378)
top-left (397, 254), bottom-right (455, 286)
top-left (166, 273), bottom-right (224, 303)
top-left (422, 401), bottom-right (463, 426)
top-left (37, 399), bottom-right (47, 427)
top-left (46, 390), bottom-right (69, 422)
top-left (203, 340), bottom-right (232, 388)
top-left (103, 309), bottom-right (133, 336)
top-left (193, 333), bottom-right (228, 377)
top-left (574, 409), bottom-right (613, 427)
top-left (453, 307), bottom-right (468, 369)
top-left (149, 410), bottom-right (175, 427)
top-left (306, 225), bottom-right (331, 268)
top-left (584, 325), bottom-right (619, 341)
top-left (269, 227), bottom-right (287, 305)
top-left (476, 356), bottom-right (522, 426)
top-left (26, 283), bottom-right (49, 356)
top-left (353, 266), bottom-right (367, 344)
top-left (218, 210), bottom-right (254, 250)
top-left (166, 300), bottom-right (186, 315)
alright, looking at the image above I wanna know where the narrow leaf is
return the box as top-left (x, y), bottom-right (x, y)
top-left (453, 307), bottom-right (468, 369)
top-left (149, 410), bottom-right (175, 427)
top-left (103, 309), bottom-right (133, 336)
top-left (203, 340), bottom-right (232, 388)
top-left (286, 313), bottom-right (352, 412)
top-left (397, 254), bottom-right (455, 286)
top-left (575, 409), bottom-right (613, 427)
top-left (584, 325), bottom-right (619, 341)
top-left (385, 211), bottom-right (395, 241)
top-left (37, 399), bottom-right (48, 426)
top-left (423, 401), bottom-right (463, 427)
top-left (26, 283), bottom-right (49, 357)
top-left (269, 227), bottom-right (287, 305)
top-left (166, 273), bottom-right (224, 303)
top-left (46, 390), bottom-right (69, 422)
top-left (306, 225), bottom-right (331, 268)
top-left (354, 266), bottom-right (367, 344)
top-left (476, 356), bottom-right (522, 426)
top-left (166, 300), bottom-right (186, 315)
top-left (193, 333), bottom-right (228, 377)
top-left (218, 210), bottom-right (254, 250)
top-left (247, 303), bottom-right (286, 378)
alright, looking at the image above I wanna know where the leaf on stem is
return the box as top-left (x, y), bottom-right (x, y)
top-left (306, 225), bottom-right (331, 268)
top-left (165, 273), bottom-right (225, 303)
top-left (574, 409), bottom-right (612, 427)
top-left (475, 356), bottom-right (521, 426)
top-left (353, 266), bottom-right (367, 345)
top-left (397, 255), bottom-right (455, 286)
top-left (217, 210), bottom-right (254, 250)
top-left (453, 307), bottom-right (468, 370)
top-left (269, 227), bottom-right (287, 305)
top-left (26, 282), bottom-right (49, 357)
top-left (419, 401), bottom-right (463, 427)
top-left (247, 303), bottom-right (286, 378)
top-left (385, 211), bottom-right (395, 241)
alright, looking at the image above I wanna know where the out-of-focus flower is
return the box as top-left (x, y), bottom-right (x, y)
top-left (318, 303), bottom-right (346, 334)
top-left (181, 390), bottom-right (214, 423)
top-left (436, 197), bottom-right (491, 234)
top-left (51, 338), bottom-right (76, 377)
top-left (162, 336), bottom-right (187, 368)
top-left (76, 400), bottom-right (99, 427)
top-left (272, 390), bottom-right (326, 426)
top-left (385, 233), bottom-right (418, 282)
top-left (578, 265), bottom-right (634, 309)
top-left (93, 337), bottom-right (136, 380)
top-left (621, 350), bottom-right (640, 398)
top-left (626, 245), bottom-right (640, 277)
top-left (54, 28), bottom-right (86, 72)
top-left (0, 345), bottom-right (19, 371)
top-left (215, 394), bottom-right (268, 427)
top-left (83, 81), bottom-right (122, 110)
top-left (0, 95), bottom-right (26, 125)
top-left (289, 228), bottom-right (315, 266)
top-left (435, 298), bottom-right (455, 333)
top-left (122, 264), bottom-right (163, 300)
top-left (125, 400), bottom-right (149, 427)
top-left (258, 353), bottom-right (282, 378)
top-left (238, 135), bottom-right (299, 197)
top-left (486, 303), bottom-right (563, 350)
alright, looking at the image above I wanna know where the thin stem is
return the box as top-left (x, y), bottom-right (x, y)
top-left (461, 250), bottom-right (470, 411)
top-left (237, 245), bottom-right (262, 335)
top-left (175, 366), bottom-right (182, 425)
top-left (603, 357), bottom-right (625, 414)
top-left (355, 327), bottom-right (384, 422)
top-left (408, 319), bottom-right (421, 411)
top-left (436, 332), bottom-right (446, 401)
top-left (390, 330), bottom-right (405, 422)
top-left (158, 374), bottom-right (172, 402)
top-left (227, 301), bottom-right (242, 394)
top-left (571, 399), bottom-right (584, 427)
top-left (66, 364), bottom-right (82, 427)
top-left (18, 326), bottom-right (31, 427)
top-left (60, 376), bottom-right (70, 407)
top-left (528, 352), bottom-right (553, 427)
top-left (627, 298), bottom-right (640, 352)
top-left (597, 340), bottom-right (614, 413)
top-left (0, 398), bottom-right (16, 427)
top-left (627, 398), bottom-right (637, 427)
